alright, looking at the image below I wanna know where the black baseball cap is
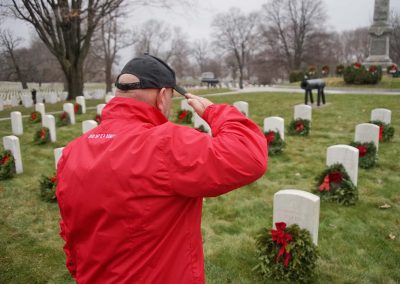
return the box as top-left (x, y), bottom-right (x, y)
top-left (115, 54), bottom-right (187, 97)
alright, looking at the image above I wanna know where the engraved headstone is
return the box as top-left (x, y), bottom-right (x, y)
top-left (294, 104), bottom-right (312, 121)
top-left (11, 111), bottom-right (23, 136)
top-left (273, 189), bottom-right (320, 245)
top-left (43, 114), bottom-right (56, 142)
top-left (233, 101), bottom-right (249, 117)
top-left (96, 104), bottom-right (106, 115)
top-left (76, 96), bottom-right (86, 114)
top-left (35, 103), bottom-right (45, 118)
top-left (54, 147), bottom-right (64, 170)
top-left (63, 103), bottom-right (76, 125)
top-left (3, 135), bottom-right (23, 174)
top-left (82, 120), bottom-right (98, 134)
top-left (193, 113), bottom-right (212, 135)
top-left (263, 117), bottom-right (285, 140)
top-left (371, 108), bottom-right (391, 124)
top-left (326, 145), bottom-right (359, 186)
top-left (355, 123), bottom-right (380, 150)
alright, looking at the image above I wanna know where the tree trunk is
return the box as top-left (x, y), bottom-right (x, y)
top-left (66, 63), bottom-right (84, 100)
top-left (10, 52), bottom-right (28, 89)
top-left (239, 65), bottom-right (244, 89)
top-left (105, 60), bottom-right (113, 93)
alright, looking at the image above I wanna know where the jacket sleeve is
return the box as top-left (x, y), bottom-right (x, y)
top-left (167, 104), bottom-right (268, 197)
top-left (56, 147), bottom-right (77, 278)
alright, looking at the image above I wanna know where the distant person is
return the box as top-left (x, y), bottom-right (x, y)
top-left (56, 54), bottom-right (268, 283)
top-left (31, 88), bottom-right (37, 104)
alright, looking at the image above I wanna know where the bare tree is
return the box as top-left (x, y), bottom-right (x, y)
top-left (339, 27), bottom-right (369, 64)
top-left (390, 12), bottom-right (400, 64)
top-left (260, 0), bottom-right (326, 71)
top-left (90, 9), bottom-right (133, 93)
top-left (4, 0), bottom-right (125, 99)
top-left (0, 29), bottom-right (28, 89)
top-left (134, 19), bottom-right (171, 60)
top-left (212, 8), bottom-right (259, 89)
top-left (192, 39), bottom-right (209, 74)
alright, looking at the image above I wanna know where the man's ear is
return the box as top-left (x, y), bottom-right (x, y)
top-left (156, 88), bottom-right (168, 113)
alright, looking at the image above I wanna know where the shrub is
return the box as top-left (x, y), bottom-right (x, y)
top-left (289, 70), bottom-right (305, 83)
top-left (343, 63), bottom-right (382, 85)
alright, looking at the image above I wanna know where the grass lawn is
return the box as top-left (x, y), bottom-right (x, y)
top-left (285, 75), bottom-right (400, 90)
top-left (0, 92), bottom-right (399, 283)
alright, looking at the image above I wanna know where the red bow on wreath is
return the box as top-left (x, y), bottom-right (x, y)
top-left (265, 132), bottom-right (276, 143)
top-left (319, 175), bottom-right (330, 191)
top-left (379, 126), bottom-right (383, 142)
top-left (40, 128), bottom-right (46, 140)
top-left (295, 122), bottom-right (304, 133)
top-left (179, 111), bottom-right (188, 120)
top-left (357, 145), bottom-right (367, 157)
top-left (50, 174), bottom-right (58, 184)
top-left (31, 112), bottom-right (37, 120)
top-left (0, 154), bottom-right (10, 165)
top-left (271, 222), bottom-right (293, 267)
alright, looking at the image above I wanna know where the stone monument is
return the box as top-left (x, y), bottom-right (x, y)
top-left (364, 0), bottom-right (393, 68)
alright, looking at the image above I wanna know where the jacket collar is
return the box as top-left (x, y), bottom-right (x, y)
top-left (102, 97), bottom-right (168, 126)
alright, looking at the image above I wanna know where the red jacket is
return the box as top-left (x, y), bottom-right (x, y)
top-left (56, 97), bottom-right (267, 284)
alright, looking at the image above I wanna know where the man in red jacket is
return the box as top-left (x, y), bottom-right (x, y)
top-left (56, 54), bottom-right (268, 283)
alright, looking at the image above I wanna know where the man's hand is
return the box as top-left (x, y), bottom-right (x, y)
top-left (186, 93), bottom-right (213, 117)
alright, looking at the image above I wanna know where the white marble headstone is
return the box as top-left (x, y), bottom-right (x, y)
top-left (105, 94), bottom-right (115, 103)
top-left (181, 99), bottom-right (193, 112)
top-left (193, 113), bottom-right (212, 135)
top-left (263, 116), bottom-right (285, 140)
top-left (63, 103), bottom-right (76, 125)
top-left (82, 120), bottom-right (98, 134)
top-left (3, 135), bottom-right (23, 174)
top-left (22, 95), bottom-right (33, 108)
top-left (54, 147), bottom-right (64, 170)
top-left (11, 96), bottom-right (19, 107)
top-left (294, 104), bottom-right (312, 121)
top-left (233, 101), bottom-right (249, 117)
top-left (48, 93), bottom-right (58, 104)
top-left (43, 114), bottom-right (56, 142)
top-left (355, 123), bottom-right (379, 150)
top-left (326, 145), bottom-right (359, 186)
top-left (35, 103), bottom-right (45, 117)
top-left (11, 111), bottom-right (23, 136)
top-left (96, 104), bottom-right (106, 115)
top-left (76, 96), bottom-right (86, 114)
top-left (0, 97), bottom-right (3, 111)
top-left (273, 189), bottom-right (320, 245)
top-left (371, 108), bottom-right (391, 124)
top-left (36, 93), bottom-right (44, 103)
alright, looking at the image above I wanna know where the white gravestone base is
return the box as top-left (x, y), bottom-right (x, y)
top-left (63, 103), bottom-right (76, 125)
top-left (43, 115), bottom-right (57, 142)
top-left (54, 147), bottom-right (64, 170)
top-left (326, 145), bottom-right (359, 186)
top-left (263, 117), bottom-right (285, 140)
top-left (11, 111), bottom-right (23, 136)
top-left (82, 120), bottom-right (98, 134)
top-left (3, 135), bottom-right (23, 174)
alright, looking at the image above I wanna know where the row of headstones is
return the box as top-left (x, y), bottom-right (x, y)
top-left (0, 92), bottom-right (65, 110)
top-left (181, 99), bottom-right (392, 245)
top-left (269, 107), bottom-right (392, 246)
top-left (3, 93), bottom-right (115, 172)
top-left (3, 99), bottom-right (109, 175)
top-left (0, 90), bottom-right (114, 111)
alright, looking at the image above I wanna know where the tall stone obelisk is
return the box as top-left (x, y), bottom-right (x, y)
top-left (364, 0), bottom-right (393, 68)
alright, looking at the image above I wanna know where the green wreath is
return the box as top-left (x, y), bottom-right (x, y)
top-left (39, 174), bottom-right (57, 202)
top-left (74, 103), bottom-right (83, 114)
top-left (176, 110), bottom-right (193, 124)
top-left (370, 120), bottom-right (394, 142)
top-left (288, 118), bottom-right (310, 136)
top-left (57, 111), bottom-right (71, 127)
top-left (30, 111), bottom-right (42, 123)
top-left (254, 223), bottom-right (318, 284)
top-left (350, 141), bottom-right (377, 169)
top-left (0, 150), bottom-right (16, 180)
top-left (314, 163), bottom-right (358, 206)
top-left (33, 127), bottom-right (51, 145)
top-left (264, 130), bottom-right (285, 155)
top-left (94, 114), bottom-right (102, 124)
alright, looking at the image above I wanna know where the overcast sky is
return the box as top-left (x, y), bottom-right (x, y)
top-left (2, 0), bottom-right (400, 66)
